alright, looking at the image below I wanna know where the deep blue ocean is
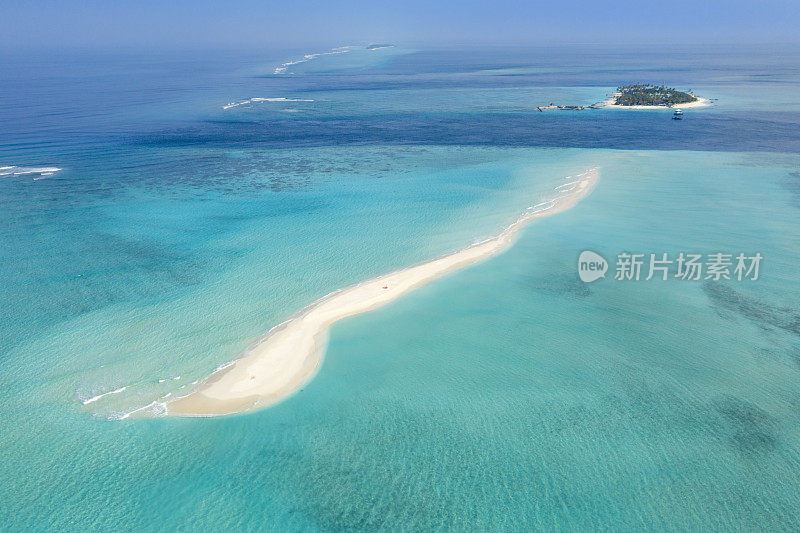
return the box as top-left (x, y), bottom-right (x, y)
top-left (1, 44), bottom-right (800, 530)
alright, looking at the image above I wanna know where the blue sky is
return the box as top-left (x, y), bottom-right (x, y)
top-left (2, 0), bottom-right (799, 49)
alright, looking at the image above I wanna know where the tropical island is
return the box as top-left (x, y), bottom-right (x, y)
top-left (538, 83), bottom-right (710, 111)
top-left (614, 84), bottom-right (697, 106)
top-left (366, 43), bottom-right (395, 50)
top-left (599, 83), bottom-right (711, 109)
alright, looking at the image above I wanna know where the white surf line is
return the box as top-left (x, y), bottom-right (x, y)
top-left (117, 400), bottom-right (167, 420)
top-left (273, 47), bottom-right (354, 74)
top-left (82, 386), bottom-right (127, 405)
top-left (138, 168), bottom-right (598, 418)
top-left (528, 200), bottom-right (555, 212)
top-left (223, 97), bottom-right (315, 110)
top-left (555, 179), bottom-right (580, 191)
top-left (1, 166), bottom-right (61, 178)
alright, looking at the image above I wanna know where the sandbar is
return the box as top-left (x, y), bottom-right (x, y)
top-left (167, 168), bottom-right (599, 416)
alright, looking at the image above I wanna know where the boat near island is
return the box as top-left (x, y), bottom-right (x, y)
top-left (673, 109), bottom-right (683, 120)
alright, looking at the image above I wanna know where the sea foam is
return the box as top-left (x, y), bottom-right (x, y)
top-left (273, 46), bottom-right (355, 74)
top-left (116, 400), bottom-right (168, 420)
top-left (223, 97), bottom-right (314, 110)
top-left (81, 386), bottom-right (127, 405)
top-left (1, 165), bottom-right (61, 180)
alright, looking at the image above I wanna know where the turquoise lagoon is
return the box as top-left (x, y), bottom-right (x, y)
top-left (1, 46), bottom-right (800, 529)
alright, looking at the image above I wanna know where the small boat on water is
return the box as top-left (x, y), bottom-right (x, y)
top-left (672, 109), bottom-right (683, 120)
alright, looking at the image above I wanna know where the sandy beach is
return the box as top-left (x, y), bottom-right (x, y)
top-left (167, 168), bottom-right (599, 416)
top-left (600, 92), bottom-right (712, 109)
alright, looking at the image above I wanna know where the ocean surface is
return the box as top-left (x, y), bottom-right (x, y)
top-left (1, 44), bottom-right (800, 530)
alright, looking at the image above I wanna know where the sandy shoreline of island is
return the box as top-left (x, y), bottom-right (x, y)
top-left (600, 92), bottom-right (712, 109)
top-left (166, 168), bottom-right (599, 417)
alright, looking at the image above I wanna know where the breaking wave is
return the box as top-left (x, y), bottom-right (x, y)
top-left (1, 165), bottom-right (61, 180)
top-left (273, 46), bottom-right (355, 74)
top-left (223, 97), bottom-right (314, 110)
top-left (81, 386), bottom-right (127, 405)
